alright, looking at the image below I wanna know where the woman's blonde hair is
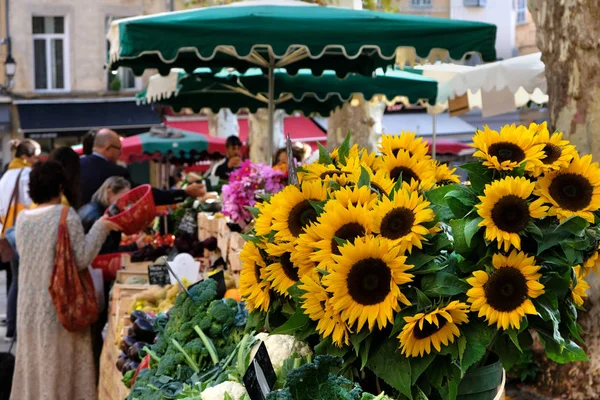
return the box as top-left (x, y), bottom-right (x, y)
top-left (92, 176), bottom-right (131, 207)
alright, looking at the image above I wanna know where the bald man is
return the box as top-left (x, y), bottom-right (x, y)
top-left (80, 129), bottom-right (206, 206)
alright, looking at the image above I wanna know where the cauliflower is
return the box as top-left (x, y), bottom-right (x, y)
top-left (201, 381), bottom-right (247, 400)
top-left (250, 333), bottom-right (312, 372)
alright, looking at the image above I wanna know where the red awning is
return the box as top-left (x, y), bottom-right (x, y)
top-left (165, 116), bottom-right (327, 151)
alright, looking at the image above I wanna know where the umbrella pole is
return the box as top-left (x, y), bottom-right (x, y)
top-left (267, 57), bottom-right (275, 166)
top-left (432, 113), bottom-right (437, 161)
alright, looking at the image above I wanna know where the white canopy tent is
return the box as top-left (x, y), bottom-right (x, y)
top-left (412, 53), bottom-right (548, 158)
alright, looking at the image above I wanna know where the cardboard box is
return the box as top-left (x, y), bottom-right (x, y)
top-left (116, 270), bottom-right (149, 284)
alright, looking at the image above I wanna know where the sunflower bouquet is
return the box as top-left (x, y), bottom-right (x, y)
top-left (239, 124), bottom-right (599, 400)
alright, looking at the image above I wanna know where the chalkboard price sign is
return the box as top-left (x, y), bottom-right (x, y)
top-left (243, 342), bottom-right (276, 400)
top-left (147, 263), bottom-right (170, 286)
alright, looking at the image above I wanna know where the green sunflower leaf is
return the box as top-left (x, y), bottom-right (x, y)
top-left (526, 221), bottom-right (543, 240)
top-left (308, 199), bottom-right (327, 215)
top-left (314, 337), bottom-right (349, 358)
top-left (513, 161), bottom-right (527, 177)
top-left (464, 217), bottom-right (484, 247)
top-left (444, 190), bottom-right (475, 219)
top-left (336, 131), bottom-right (352, 166)
top-left (406, 253), bottom-right (437, 270)
top-left (357, 166), bottom-right (371, 189)
top-left (457, 335), bottom-right (467, 362)
top-left (460, 320), bottom-right (497, 374)
top-left (271, 307), bottom-right (310, 335)
top-left (507, 329), bottom-right (522, 352)
top-left (561, 299), bottom-right (583, 342)
top-left (410, 353), bottom-right (436, 385)
top-left (318, 142), bottom-right (333, 165)
top-left (425, 184), bottom-right (458, 206)
top-left (420, 272), bottom-right (470, 297)
top-left (537, 332), bottom-right (589, 363)
top-left (350, 329), bottom-right (371, 356)
top-left (359, 335), bottom-right (373, 370)
top-left (366, 338), bottom-right (412, 400)
top-left (555, 216), bottom-right (589, 237)
top-left (495, 334), bottom-right (522, 371)
top-left (534, 295), bottom-right (565, 348)
top-left (459, 162), bottom-right (494, 194)
top-left (414, 287), bottom-right (432, 310)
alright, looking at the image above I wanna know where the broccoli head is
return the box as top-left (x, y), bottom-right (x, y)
top-left (208, 299), bottom-right (236, 326)
top-left (188, 278), bottom-right (218, 307)
top-left (157, 352), bottom-right (186, 377)
top-left (183, 338), bottom-right (208, 364)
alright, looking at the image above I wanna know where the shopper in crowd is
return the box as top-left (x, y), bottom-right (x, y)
top-left (206, 135), bottom-right (243, 182)
top-left (80, 128), bottom-right (206, 205)
top-left (79, 176), bottom-right (144, 255)
top-left (49, 147), bottom-right (83, 209)
top-left (82, 129), bottom-right (97, 156)
top-left (0, 139), bottom-right (40, 342)
top-left (11, 161), bottom-right (119, 400)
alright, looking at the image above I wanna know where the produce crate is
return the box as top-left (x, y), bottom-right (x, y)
top-left (217, 227), bottom-right (232, 260)
top-left (121, 253), bottom-right (153, 272)
top-left (111, 283), bottom-right (151, 319)
top-left (228, 246), bottom-right (243, 273)
top-left (197, 212), bottom-right (225, 240)
top-left (229, 232), bottom-right (246, 252)
top-left (116, 270), bottom-right (149, 285)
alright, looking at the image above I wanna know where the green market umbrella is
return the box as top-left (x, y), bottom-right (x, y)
top-left (136, 67), bottom-right (438, 115)
top-left (108, 0), bottom-right (496, 161)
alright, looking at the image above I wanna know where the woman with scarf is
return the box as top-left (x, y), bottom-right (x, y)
top-left (0, 139), bottom-right (40, 341)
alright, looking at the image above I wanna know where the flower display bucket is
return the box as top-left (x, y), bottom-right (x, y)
top-left (457, 356), bottom-right (505, 400)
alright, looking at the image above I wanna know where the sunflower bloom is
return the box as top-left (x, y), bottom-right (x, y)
top-left (347, 163), bottom-right (395, 197)
top-left (477, 176), bottom-right (548, 251)
top-left (379, 131), bottom-right (430, 159)
top-left (239, 242), bottom-right (271, 312)
top-left (381, 149), bottom-right (436, 191)
top-left (398, 301), bottom-right (470, 357)
top-left (309, 202), bottom-right (372, 271)
top-left (434, 161), bottom-right (461, 187)
top-left (471, 124), bottom-right (545, 171)
top-left (300, 163), bottom-right (353, 185)
top-left (528, 123), bottom-right (577, 177)
top-left (332, 184), bottom-right (379, 210)
top-left (323, 237), bottom-right (414, 332)
top-left (299, 274), bottom-right (350, 347)
top-left (571, 265), bottom-right (590, 307)
top-left (254, 198), bottom-right (277, 237)
top-left (583, 246), bottom-right (600, 275)
top-left (264, 241), bottom-right (312, 297)
top-left (467, 250), bottom-right (544, 330)
top-left (535, 154), bottom-right (600, 223)
top-left (371, 189), bottom-right (435, 253)
top-left (271, 180), bottom-right (328, 243)
top-left (291, 222), bottom-right (320, 275)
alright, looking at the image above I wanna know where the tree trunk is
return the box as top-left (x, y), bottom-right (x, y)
top-left (326, 97), bottom-right (376, 153)
top-left (529, 1), bottom-right (600, 398)
top-left (206, 108), bottom-right (239, 138)
top-left (247, 109), bottom-right (285, 164)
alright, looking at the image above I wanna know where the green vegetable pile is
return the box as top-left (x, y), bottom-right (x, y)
top-left (127, 279), bottom-right (253, 400)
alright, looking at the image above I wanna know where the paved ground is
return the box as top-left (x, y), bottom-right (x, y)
top-left (0, 270), bottom-right (12, 353)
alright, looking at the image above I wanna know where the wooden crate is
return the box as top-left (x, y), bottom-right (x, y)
top-left (228, 246), bottom-right (243, 272)
top-left (116, 270), bottom-right (149, 284)
top-left (217, 227), bottom-right (232, 260)
top-left (121, 253), bottom-right (153, 272)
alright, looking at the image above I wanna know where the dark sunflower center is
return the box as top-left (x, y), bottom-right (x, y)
top-left (392, 148), bottom-right (413, 157)
top-left (320, 170), bottom-right (349, 179)
top-left (413, 317), bottom-right (448, 339)
top-left (488, 142), bottom-right (526, 164)
top-left (490, 195), bottom-right (530, 233)
top-left (390, 166), bottom-right (419, 183)
top-left (437, 180), bottom-right (454, 186)
top-left (280, 252), bottom-right (299, 281)
top-left (331, 223), bottom-right (366, 255)
top-left (484, 267), bottom-right (528, 312)
top-left (346, 258), bottom-right (391, 305)
top-left (288, 200), bottom-right (318, 237)
top-left (254, 263), bottom-right (262, 282)
top-left (380, 207), bottom-right (415, 240)
top-left (548, 173), bottom-right (593, 211)
top-left (542, 143), bottom-right (562, 165)
top-left (370, 182), bottom-right (388, 197)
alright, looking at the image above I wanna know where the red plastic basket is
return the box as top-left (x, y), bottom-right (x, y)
top-left (91, 252), bottom-right (127, 281)
top-left (105, 184), bottom-right (156, 235)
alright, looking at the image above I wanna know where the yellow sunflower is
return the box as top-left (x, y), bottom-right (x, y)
top-left (291, 222), bottom-right (320, 274)
top-left (351, 145), bottom-right (383, 171)
top-left (583, 246), bottom-right (600, 275)
top-left (254, 198), bottom-right (278, 237)
top-left (467, 250), bottom-right (545, 330)
top-left (299, 163), bottom-right (353, 185)
top-left (477, 176), bottom-right (548, 251)
top-left (381, 149), bottom-right (436, 191)
top-left (528, 123), bottom-right (577, 177)
top-left (299, 274), bottom-right (350, 347)
top-left (323, 236), bottom-right (414, 331)
top-left (271, 180), bottom-right (328, 243)
top-left (331, 184), bottom-right (379, 210)
top-left (379, 131), bottom-right (430, 159)
top-left (571, 265), bottom-right (590, 307)
top-left (347, 163), bottom-right (396, 197)
top-left (434, 161), bottom-right (461, 187)
top-left (264, 241), bottom-right (311, 297)
top-left (371, 189), bottom-right (435, 253)
top-left (535, 154), bottom-right (600, 223)
top-left (471, 124), bottom-right (545, 171)
top-left (310, 202), bottom-right (373, 271)
top-left (239, 242), bottom-right (271, 312)
top-left (398, 301), bottom-right (470, 358)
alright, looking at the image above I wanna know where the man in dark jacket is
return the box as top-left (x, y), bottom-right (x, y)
top-left (80, 129), bottom-right (206, 206)
top-left (206, 135), bottom-right (243, 182)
